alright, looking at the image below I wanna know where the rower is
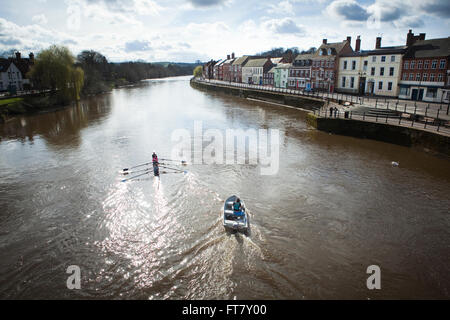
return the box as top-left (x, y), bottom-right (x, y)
top-left (152, 151), bottom-right (159, 176)
top-left (152, 151), bottom-right (158, 164)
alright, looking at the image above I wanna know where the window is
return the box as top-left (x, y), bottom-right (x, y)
top-left (371, 67), bottom-right (375, 76)
top-left (380, 67), bottom-right (384, 76)
top-left (417, 60), bottom-right (423, 69)
top-left (410, 61), bottom-right (415, 69)
top-left (438, 74), bottom-right (443, 82)
top-left (363, 60), bottom-right (368, 71)
top-left (439, 59), bottom-right (446, 69)
top-left (342, 76), bottom-right (346, 87)
top-left (400, 87), bottom-right (409, 96)
top-left (391, 56), bottom-right (395, 62)
top-left (378, 81), bottom-right (383, 90)
top-left (431, 60), bottom-right (437, 69)
top-left (388, 82), bottom-right (393, 91)
top-left (343, 61), bottom-right (347, 69)
top-left (350, 77), bottom-right (355, 88)
top-left (389, 67), bottom-right (394, 76)
top-left (409, 73), bottom-right (414, 80)
top-left (424, 60), bottom-right (429, 69)
top-left (422, 73), bottom-right (428, 81)
top-left (381, 56), bottom-right (386, 62)
top-left (325, 71), bottom-right (329, 78)
top-left (352, 60), bottom-right (356, 70)
top-left (404, 61), bottom-right (409, 69)
top-left (426, 88), bottom-right (437, 98)
top-left (372, 56), bottom-right (376, 62)
top-left (402, 73), bottom-right (408, 80)
top-left (416, 73), bottom-right (421, 81)
top-left (321, 60), bottom-right (325, 67)
top-left (430, 73), bottom-right (435, 81)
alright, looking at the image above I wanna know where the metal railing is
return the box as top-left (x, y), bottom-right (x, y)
top-left (195, 78), bottom-right (449, 136)
top-left (196, 78), bottom-right (450, 119)
top-left (312, 105), bottom-right (450, 135)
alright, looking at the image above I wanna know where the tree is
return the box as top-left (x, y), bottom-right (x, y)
top-left (28, 45), bottom-right (84, 102)
top-left (193, 66), bottom-right (203, 78)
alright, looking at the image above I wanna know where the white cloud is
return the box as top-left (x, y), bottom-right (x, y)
top-left (262, 18), bottom-right (304, 34)
top-left (326, 0), bottom-right (369, 21)
top-left (267, 1), bottom-right (294, 16)
top-left (31, 14), bottom-right (48, 25)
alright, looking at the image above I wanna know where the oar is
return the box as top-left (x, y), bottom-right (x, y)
top-left (159, 165), bottom-right (187, 173)
top-left (122, 167), bottom-right (153, 175)
top-left (121, 170), bottom-right (154, 182)
top-left (159, 158), bottom-right (188, 165)
top-left (122, 161), bottom-right (154, 172)
top-left (121, 169), bottom-right (184, 182)
top-left (124, 171), bottom-right (184, 182)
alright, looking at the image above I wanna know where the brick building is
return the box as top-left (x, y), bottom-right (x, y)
top-left (399, 31), bottom-right (450, 103)
top-left (287, 53), bottom-right (313, 90)
top-left (311, 37), bottom-right (353, 92)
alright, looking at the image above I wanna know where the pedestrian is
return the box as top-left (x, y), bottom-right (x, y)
top-left (329, 106), bottom-right (333, 117)
top-left (334, 107), bottom-right (338, 117)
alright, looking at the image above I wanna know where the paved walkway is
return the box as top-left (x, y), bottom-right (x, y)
top-left (200, 79), bottom-right (450, 121)
top-left (196, 78), bottom-right (450, 136)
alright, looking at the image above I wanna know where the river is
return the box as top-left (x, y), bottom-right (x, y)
top-left (0, 76), bottom-right (449, 299)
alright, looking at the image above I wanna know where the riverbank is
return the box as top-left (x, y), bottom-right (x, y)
top-left (190, 78), bottom-right (324, 111)
top-left (191, 78), bottom-right (450, 158)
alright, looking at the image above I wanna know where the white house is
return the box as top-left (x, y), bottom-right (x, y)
top-left (0, 60), bottom-right (26, 92)
top-left (242, 58), bottom-right (273, 85)
top-left (337, 53), bottom-right (366, 94)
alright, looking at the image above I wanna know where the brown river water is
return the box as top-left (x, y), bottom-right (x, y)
top-left (0, 76), bottom-right (449, 299)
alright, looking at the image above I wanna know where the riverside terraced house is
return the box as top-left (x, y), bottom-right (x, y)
top-left (287, 53), bottom-right (313, 90)
top-left (337, 35), bottom-right (405, 97)
top-left (241, 58), bottom-right (274, 85)
top-left (398, 31), bottom-right (450, 103)
top-left (311, 37), bottom-right (353, 93)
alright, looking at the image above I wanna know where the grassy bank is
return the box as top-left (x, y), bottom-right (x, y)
top-left (0, 94), bottom-right (73, 123)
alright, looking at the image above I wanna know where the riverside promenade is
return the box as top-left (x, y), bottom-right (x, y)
top-left (195, 78), bottom-right (450, 137)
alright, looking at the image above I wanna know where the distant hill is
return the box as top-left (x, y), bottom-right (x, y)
top-left (152, 62), bottom-right (203, 67)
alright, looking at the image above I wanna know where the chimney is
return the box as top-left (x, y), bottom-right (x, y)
top-left (323, 39), bottom-right (327, 44)
top-left (346, 36), bottom-right (351, 43)
top-left (227, 54), bottom-right (230, 60)
top-left (15, 51), bottom-right (21, 60)
top-left (355, 35), bottom-right (361, 52)
top-left (406, 29), bottom-right (416, 46)
top-left (231, 52), bottom-right (235, 59)
top-left (375, 37), bottom-right (381, 49)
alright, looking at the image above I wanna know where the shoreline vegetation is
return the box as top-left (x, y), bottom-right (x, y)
top-left (0, 46), bottom-right (200, 123)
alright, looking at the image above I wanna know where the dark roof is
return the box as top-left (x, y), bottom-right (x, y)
top-left (13, 58), bottom-right (33, 76)
top-left (294, 53), bottom-right (314, 60)
top-left (315, 40), bottom-right (349, 57)
top-left (367, 46), bottom-right (407, 55)
top-left (404, 37), bottom-right (450, 58)
top-left (340, 46), bottom-right (406, 57)
top-left (232, 55), bottom-right (249, 66)
top-left (0, 58), bottom-right (12, 72)
top-left (243, 58), bottom-right (270, 68)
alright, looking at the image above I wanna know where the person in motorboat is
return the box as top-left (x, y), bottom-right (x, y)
top-left (233, 198), bottom-right (244, 217)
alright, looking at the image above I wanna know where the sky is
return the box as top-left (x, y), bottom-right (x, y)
top-left (0, 0), bottom-right (449, 63)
